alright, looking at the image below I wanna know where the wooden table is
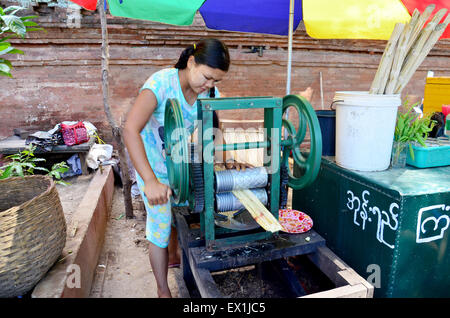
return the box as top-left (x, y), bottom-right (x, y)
top-left (0, 135), bottom-right (95, 175)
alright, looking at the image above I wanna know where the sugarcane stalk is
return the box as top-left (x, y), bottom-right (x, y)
top-left (402, 8), bottom-right (448, 70)
top-left (394, 10), bottom-right (448, 94)
top-left (384, 10), bottom-right (419, 94)
top-left (369, 23), bottom-right (404, 94)
top-left (405, 4), bottom-right (436, 53)
top-left (395, 18), bottom-right (450, 94)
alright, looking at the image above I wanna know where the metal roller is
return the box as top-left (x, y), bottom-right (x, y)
top-left (215, 188), bottom-right (268, 212)
top-left (215, 167), bottom-right (268, 193)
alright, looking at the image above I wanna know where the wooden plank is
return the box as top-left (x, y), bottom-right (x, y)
top-left (79, 152), bottom-right (89, 175)
top-left (338, 268), bottom-right (374, 298)
top-left (190, 230), bottom-right (325, 272)
top-left (306, 246), bottom-right (356, 287)
top-left (188, 249), bottom-right (223, 298)
top-left (180, 249), bottom-right (197, 296)
top-left (300, 283), bottom-right (369, 298)
top-left (0, 135), bottom-right (95, 154)
top-left (306, 246), bottom-right (374, 297)
top-left (212, 231), bottom-right (273, 249)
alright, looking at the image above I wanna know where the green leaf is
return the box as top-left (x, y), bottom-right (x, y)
top-left (13, 164), bottom-right (23, 177)
top-left (51, 171), bottom-right (61, 179)
top-left (20, 15), bottom-right (39, 21)
top-left (0, 70), bottom-right (12, 77)
top-left (6, 153), bottom-right (20, 160)
top-left (0, 15), bottom-right (26, 37)
top-left (0, 35), bottom-right (16, 42)
top-left (33, 166), bottom-right (50, 172)
top-left (0, 46), bottom-right (14, 55)
top-left (29, 157), bottom-right (46, 162)
top-left (21, 162), bottom-right (36, 169)
top-left (0, 58), bottom-right (12, 67)
top-left (55, 180), bottom-right (70, 186)
top-left (23, 21), bottom-right (38, 27)
top-left (0, 41), bottom-right (11, 51)
top-left (3, 6), bottom-right (24, 15)
top-left (397, 118), bottom-right (404, 131)
top-left (0, 61), bottom-right (10, 73)
top-left (6, 48), bottom-right (24, 55)
top-left (416, 135), bottom-right (426, 147)
top-left (0, 165), bottom-right (13, 179)
top-left (24, 27), bottom-right (45, 33)
top-left (409, 144), bottom-right (415, 161)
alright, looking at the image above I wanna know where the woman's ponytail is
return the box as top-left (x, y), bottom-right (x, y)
top-left (174, 45), bottom-right (195, 69)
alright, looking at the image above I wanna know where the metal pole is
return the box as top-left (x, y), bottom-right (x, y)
top-left (284, 0), bottom-right (295, 142)
top-left (320, 71), bottom-right (324, 110)
top-left (286, 0), bottom-right (295, 95)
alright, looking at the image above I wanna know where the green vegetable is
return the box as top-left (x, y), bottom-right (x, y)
top-left (393, 100), bottom-right (436, 161)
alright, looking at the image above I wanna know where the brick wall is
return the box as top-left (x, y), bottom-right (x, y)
top-left (1, 1), bottom-right (449, 142)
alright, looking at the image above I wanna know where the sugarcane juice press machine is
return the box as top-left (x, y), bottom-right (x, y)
top-left (164, 95), bottom-right (327, 294)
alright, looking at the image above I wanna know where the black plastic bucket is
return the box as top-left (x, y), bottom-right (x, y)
top-left (316, 110), bottom-right (336, 156)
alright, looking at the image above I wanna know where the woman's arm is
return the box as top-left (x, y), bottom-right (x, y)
top-left (123, 89), bottom-right (171, 205)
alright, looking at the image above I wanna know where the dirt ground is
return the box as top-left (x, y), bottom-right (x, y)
top-left (88, 185), bottom-right (187, 298)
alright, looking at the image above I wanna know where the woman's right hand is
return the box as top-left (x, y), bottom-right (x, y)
top-left (144, 179), bottom-right (172, 206)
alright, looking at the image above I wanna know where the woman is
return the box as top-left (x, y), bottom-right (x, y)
top-left (123, 39), bottom-right (230, 298)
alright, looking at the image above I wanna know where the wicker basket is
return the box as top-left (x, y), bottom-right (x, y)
top-left (0, 175), bottom-right (67, 298)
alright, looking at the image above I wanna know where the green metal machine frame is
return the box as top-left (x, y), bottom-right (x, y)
top-left (164, 95), bottom-right (322, 250)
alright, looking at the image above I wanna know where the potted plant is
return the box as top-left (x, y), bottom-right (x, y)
top-left (392, 100), bottom-right (436, 168)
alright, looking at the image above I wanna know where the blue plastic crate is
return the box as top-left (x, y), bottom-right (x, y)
top-left (406, 138), bottom-right (450, 168)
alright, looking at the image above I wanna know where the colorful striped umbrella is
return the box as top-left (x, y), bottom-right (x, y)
top-left (70, 0), bottom-right (449, 39)
top-left (69, 0), bottom-right (449, 93)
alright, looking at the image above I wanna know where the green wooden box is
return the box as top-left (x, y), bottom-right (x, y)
top-left (292, 157), bottom-right (450, 297)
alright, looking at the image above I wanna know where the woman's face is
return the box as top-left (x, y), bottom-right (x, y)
top-left (187, 56), bottom-right (227, 94)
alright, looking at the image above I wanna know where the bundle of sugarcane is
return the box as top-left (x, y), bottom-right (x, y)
top-left (370, 5), bottom-right (450, 95)
top-left (232, 188), bottom-right (283, 233)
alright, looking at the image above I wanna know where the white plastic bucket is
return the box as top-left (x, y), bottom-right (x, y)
top-left (334, 91), bottom-right (401, 171)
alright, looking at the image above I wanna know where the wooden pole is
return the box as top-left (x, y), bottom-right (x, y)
top-left (98, 0), bottom-right (134, 218)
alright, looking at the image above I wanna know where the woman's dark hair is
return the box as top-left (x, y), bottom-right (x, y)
top-left (175, 39), bottom-right (226, 130)
top-left (174, 38), bottom-right (230, 72)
